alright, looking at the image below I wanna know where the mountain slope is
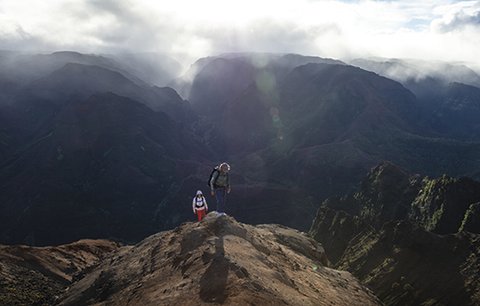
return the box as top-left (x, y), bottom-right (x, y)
top-left (422, 82), bottom-right (480, 140)
top-left (350, 58), bottom-right (480, 89)
top-left (58, 214), bottom-right (380, 306)
top-left (309, 162), bottom-right (480, 305)
top-left (336, 221), bottom-right (480, 306)
top-left (109, 52), bottom-right (183, 86)
top-left (0, 239), bottom-right (119, 306)
top-left (0, 92), bottom-right (210, 245)
top-left (350, 58), bottom-right (480, 140)
top-left (188, 57), bottom-right (420, 156)
top-left (171, 52), bottom-right (343, 100)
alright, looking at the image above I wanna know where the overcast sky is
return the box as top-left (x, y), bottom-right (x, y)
top-left (1, 0), bottom-right (480, 67)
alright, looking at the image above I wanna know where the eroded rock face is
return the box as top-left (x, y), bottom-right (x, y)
top-left (309, 162), bottom-right (480, 305)
top-left (58, 214), bottom-right (380, 306)
top-left (410, 176), bottom-right (480, 234)
top-left (335, 221), bottom-right (480, 306)
top-left (315, 161), bottom-right (480, 236)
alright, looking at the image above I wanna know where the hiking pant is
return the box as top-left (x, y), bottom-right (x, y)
top-left (214, 187), bottom-right (227, 213)
top-left (196, 208), bottom-right (206, 221)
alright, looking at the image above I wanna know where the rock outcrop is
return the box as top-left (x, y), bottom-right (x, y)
top-left (58, 214), bottom-right (380, 306)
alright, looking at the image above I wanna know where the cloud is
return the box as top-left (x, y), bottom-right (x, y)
top-left (433, 10), bottom-right (480, 32)
top-left (0, 0), bottom-right (479, 69)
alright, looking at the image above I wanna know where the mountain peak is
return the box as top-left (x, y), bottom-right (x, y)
top-left (367, 161), bottom-right (410, 183)
top-left (57, 62), bottom-right (128, 78)
top-left (51, 51), bottom-right (87, 58)
top-left (58, 214), bottom-right (380, 305)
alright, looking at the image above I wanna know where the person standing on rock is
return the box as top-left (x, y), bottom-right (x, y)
top-left (193, 190), bottom-right (208, 221)
top-left (209, 162), bottom-right (231, 215)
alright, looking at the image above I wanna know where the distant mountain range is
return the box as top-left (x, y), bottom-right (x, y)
top-left (350, 58), bottom-right (480, 140)
top-left (1, 51), bottom-right (480, 246)
top-left (350, 57), bottom-right (480, 89)
top-left (0, 53), bottom-right (208, 245)
top-left (0, 50), bottom-right (182, 87)
top-left (178, 52), bottom-right (480, 199)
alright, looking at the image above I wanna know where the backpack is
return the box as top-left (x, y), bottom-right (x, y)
top-left (207, 166), bottom-right (219, 187)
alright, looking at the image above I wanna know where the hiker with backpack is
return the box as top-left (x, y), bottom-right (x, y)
top-left (192, 190), bottom-right (208, 221)
top-left (208, 162), bottom-right (231, 215)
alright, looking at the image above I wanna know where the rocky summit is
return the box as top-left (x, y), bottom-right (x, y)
top-left (57, 214), bottom-right (380, 306)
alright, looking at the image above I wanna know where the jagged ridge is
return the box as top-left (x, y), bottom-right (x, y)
top-left (309, 162), bottom-right (480, 305)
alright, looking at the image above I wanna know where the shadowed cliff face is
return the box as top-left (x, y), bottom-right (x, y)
top-left (58, 214), bottom-right (380, 306)
top-left (0, 92), bottom-right (210, 246)
top-left (0, 55), bottom-right (207, 246)
top-left (309, 162), bottom-right (480, 306)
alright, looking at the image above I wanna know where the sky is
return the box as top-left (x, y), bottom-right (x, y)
top-left (1, 0), bottom-right (480, 67)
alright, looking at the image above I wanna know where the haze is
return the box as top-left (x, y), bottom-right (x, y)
top-left (1, 0), bottom-right (480, 68)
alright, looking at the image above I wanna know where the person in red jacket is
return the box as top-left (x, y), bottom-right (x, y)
top-left (192, 190), bottom-right (208, 221)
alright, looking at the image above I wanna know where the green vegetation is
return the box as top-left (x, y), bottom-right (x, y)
top-left (0, 270), bottom-right (63, 306)
top-left (460, 203), bottom-right (480, 232)
top-left (310, 162), bottom-right (480, 305)
top-left (411, 176), bottom-right (456, 232)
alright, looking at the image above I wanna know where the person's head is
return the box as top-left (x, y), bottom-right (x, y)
top-left (219, 162), bottom-right (230, 173)
top-left (196, 190), bottom-right (203, 197)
